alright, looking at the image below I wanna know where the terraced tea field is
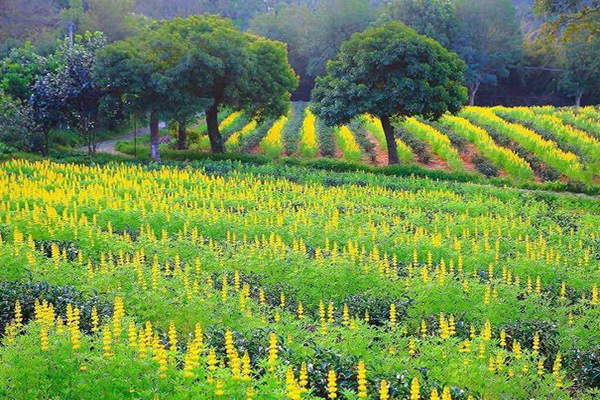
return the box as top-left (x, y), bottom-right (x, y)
top-left (0, 159), bottom-right (599, 398)
top-left (116, 105), bottom-right (600, 189)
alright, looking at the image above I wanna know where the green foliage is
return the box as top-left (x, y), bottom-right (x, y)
top-left (558, 35), bottom-right (600, 105)
top-left (0, 90), bottom-right (37, 153)
top-left (454, 0), bottom-right (523, 105)
top-left (378, 0), bottom-right (458, 49)
top-left (534, 0), bottom-right (600, 39)
top-left (0, 42), bottom-right (58, 102)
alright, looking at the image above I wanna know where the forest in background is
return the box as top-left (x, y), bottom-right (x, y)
top-left (0, 0), bottom-right (598, 106)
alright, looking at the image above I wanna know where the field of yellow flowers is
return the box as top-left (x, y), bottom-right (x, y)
top-left (0, 158), bottom-right (599, 399)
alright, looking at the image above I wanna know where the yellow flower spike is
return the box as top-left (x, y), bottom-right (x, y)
top-left (342, 304), bottom-right (350, 326)
top-left (327, 369), bottom-right (337, 399)
top-left (379, 379), bottom-right (389, 400)
top-left (241, 352), bottom-right (251, 381)
top-left (221, 275), bottom-right (228, 302)
top-left (207, 348), bottom-right (217, 380)
top-left (168, 321), bottom-right (177, 353)
top-left (327, 302), bottom-right (335, 323)
top-left (409, 338), bottom-right (416, 356)
top-left (268, 333), bottom-right (278, 372)
top-left (102, 325), bottom-right (113, 357)
top-left (431, 388), bottom-right (440, 400)
top-left (553, 352), bottom-right (562, 375)
top-left (357, 361), bottom-right (367, 398)
top-left (91, 306), bottom-right (99, 333)
top-left (533, 331), bottom-right (540, 355)
top-left (488, 356), bottom-right (496, 373)
top-left (14, 300), bottom-right (22, 328)
top-left (441, 387), bottom-right (452, 400)
top-left (513, 340), bottom-right (522, 359)
top-left (215, 378), bottom-right (225, 396)
top-left (410, 377), bottom-right (420, 400)
top-left (40, 323), bottom-right (49, 351)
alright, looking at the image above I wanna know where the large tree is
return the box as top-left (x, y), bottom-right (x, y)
top-left (94, 21), bottom-right (187, 161)
top-left (95, 14), bottom-right (297, 159)
top-left (454, 0), bottom-right (523, 105)
top-left (311, 21), bottom-right (467, 165)
top-left (166, 14), bottom-right (298, 153)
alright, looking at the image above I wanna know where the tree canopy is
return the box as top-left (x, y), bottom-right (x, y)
top-left (312, 21), bottom-right (467, 165)
top-left (95, 14), bottom-right (298, 160)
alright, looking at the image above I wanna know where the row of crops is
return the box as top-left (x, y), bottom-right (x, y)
top-left (173, 105), bottom-right (600, 187)
top-left (0, 159), bottom-right (599, 398)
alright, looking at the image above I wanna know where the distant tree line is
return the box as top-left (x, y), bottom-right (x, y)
top-left (1, 0), bottom-right (599, 106)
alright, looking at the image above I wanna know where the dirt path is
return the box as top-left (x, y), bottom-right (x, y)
top-left (79, 123), bottom-right (164, 154)
top-left (365, 133), bottom-right (388, 166)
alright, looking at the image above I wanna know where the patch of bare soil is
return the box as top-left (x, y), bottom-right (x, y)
top-left (459, 143), bottom-right (480, 174)
top-left (497, 169), bottom-right (509, 179)
top-left (418, 144), bottom-right (452, 171)
top-left (249, 143), bottom-right (263, 156)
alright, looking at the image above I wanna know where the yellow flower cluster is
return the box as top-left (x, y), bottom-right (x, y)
top-left (335, 126), bottom-right (362, 162)
top-left (299, 108), bottom-right (318, 158)
top-left (261, 115), bottom-right (288, 158)
top-left (497, 107), bottom-right (600, 167)
top-left (218, 111), bottom-right (243, 130)
top-left (226, 120), bottom-right (258, 151)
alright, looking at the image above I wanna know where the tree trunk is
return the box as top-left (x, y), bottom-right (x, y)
top-left (206, 105), bottom-right (225, 153)
top-left (150, 115), bottom-right (160, 162)
top-left (177, 119), bottom-right (187, 150)
top-left (575, 93), bottom-right (582, 108)
top-left (380, 115), bottom-right (400, 165)
top-left (469, 81), bottom-right (481, 106)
